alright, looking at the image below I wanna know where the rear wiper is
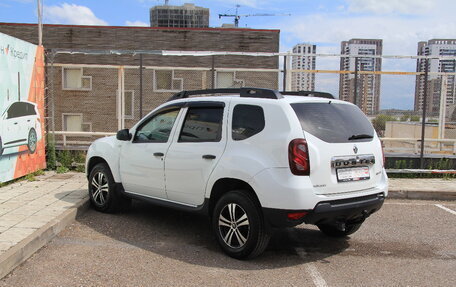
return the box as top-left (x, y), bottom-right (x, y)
top-left (348, 134), bottom-right (373, 140)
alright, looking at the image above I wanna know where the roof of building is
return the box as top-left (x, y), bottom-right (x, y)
top-left (0, 22), bottom-right (280, 33)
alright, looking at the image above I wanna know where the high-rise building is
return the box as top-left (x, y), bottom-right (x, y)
top-left (414, 39), bottom-right (456, 115)
top-left (150, 3), bottom-right (209, 28)
top-left (291, 43), bottom-right (316, 91)
top-left (339, 39), bottom-right (383, 115)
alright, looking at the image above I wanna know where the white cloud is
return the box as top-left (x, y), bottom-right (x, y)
top-left (44, 3), bottom-right (108, 25)
top-left (212, 0), bottom-right (260, 8)
top-left (347, 0), bottom-right (433, 15)
top-left (125, 20), bottom-right (149, 27)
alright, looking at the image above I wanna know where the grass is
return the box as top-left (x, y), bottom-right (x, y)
top-left (0, 169), bottom-right (47, 188)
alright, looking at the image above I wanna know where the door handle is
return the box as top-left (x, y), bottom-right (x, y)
top-left (202, 154), bottom-right (216, 160)
top-left (14, 122), bottom-right (18, 125)
top-left (153, 152), bottom-right (164, 157)
top-left (27, 120), bottom-right (31, 122)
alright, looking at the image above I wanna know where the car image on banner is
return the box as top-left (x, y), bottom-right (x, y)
top-left (0, 32), bottom-right (46, 183)
top-left (0, 101), bottom-right (42, 156)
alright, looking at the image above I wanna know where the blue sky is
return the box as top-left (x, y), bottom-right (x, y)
top-left (1, 0), bottom-right (455, 110)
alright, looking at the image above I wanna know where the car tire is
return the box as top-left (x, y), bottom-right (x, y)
top-left (317, 222), bottom-right (363, 238)
top-left (88, 163), bottom-right (131, 213)
top-left (212, 190), bottom-right (270, 259)
top-left (27, 128), bottom-right (37, 154)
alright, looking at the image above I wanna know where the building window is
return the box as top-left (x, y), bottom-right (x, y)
top-left (154, 70), bottom-right (183, 92)
top-left (117, 90), bottom-right (135, 120)
top-left (62, 67), bottom-right (92, 90)
top-left (63, 114), bottom-right (83, 131)
top-left (216, 72), bottom-right (244, 88)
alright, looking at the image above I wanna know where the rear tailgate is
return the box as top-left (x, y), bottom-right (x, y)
top-left (291, 101), bottom-right (383, 195)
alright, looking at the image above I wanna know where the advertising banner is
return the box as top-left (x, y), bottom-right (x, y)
top-left (0, 32), bottom-right (46, 183)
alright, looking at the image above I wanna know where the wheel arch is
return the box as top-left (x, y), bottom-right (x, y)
top-left (87, 156), bottom-right (111, 179)
top-left (208, 177), bottom-right (261, 216)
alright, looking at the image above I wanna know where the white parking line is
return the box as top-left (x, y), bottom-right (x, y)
top-left (435, 204), bottom-right (456, 215)
top-left (385, 202), bottom-right (429, 206)
top-left (385, 202), bottom-right (456, 207)
top-left (305, 264), bottom-right (328, 287)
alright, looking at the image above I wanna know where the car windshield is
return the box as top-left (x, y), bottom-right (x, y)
top-left (291, 102), bottom-right (374, 143)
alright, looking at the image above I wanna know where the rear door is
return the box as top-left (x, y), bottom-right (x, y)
top-left (291, 101), bottom-right (383, 195)
top-left (165, 101), bottom-right (228, 206)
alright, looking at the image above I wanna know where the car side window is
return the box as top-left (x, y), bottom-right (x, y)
top-left (134, 109), bottom-right (180, 143)
top-left (179, 107), bottom-right (223, 142)
top-left (25, 103), bottom-right (36, 116)
top-left (6, 102), bottom-right (24, 119)
top-left (232, 104), bottom-right (265, 140)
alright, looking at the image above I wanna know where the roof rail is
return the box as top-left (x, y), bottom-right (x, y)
top-left (281, 91), bottom-right (335, 99)
top-left (167, 87), bottom-right (283, 102)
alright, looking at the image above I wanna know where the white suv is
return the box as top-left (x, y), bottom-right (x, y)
top-left (0, 101), bottom-right (41, 156)
top-left (86, 88), bottom-right (388, 259)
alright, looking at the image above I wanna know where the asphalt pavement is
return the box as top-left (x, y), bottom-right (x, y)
top-left (1, 199), bottom-right (455, 287)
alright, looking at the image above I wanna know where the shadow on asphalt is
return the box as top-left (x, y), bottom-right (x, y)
top-left (76, 200), bottom-right (350, 269)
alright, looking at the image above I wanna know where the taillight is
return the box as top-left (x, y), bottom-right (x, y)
top-left (288, 139), bottom-right (310, 176)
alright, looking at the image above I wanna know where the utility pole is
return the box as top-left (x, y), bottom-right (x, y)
top-left (419, 59), bottom-right (429, 169)
top-left (37, 0), bottom-right (43, 46)
top-left (353, 57), bottom-right (359, 107)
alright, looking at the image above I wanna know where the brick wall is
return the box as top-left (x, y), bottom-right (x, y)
top-left (0, 23), bottom-right (279, 68)
top-left (0, 23), bottom-right (280, 133)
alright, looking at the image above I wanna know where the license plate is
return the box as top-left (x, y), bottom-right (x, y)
top-left (337, 166), bottom-right (370, 182)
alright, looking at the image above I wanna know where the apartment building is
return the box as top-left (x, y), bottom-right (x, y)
top-left (414, 39), bottom-right (456, 115)
top-left (339, 39), bottom-right (383, 115)
top-left (291, 43), bottom-right (316, 91)
top-left (150, 3), bottom-right (209, 28)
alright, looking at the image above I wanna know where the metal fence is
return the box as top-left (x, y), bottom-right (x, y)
top-left (44, 49), bottom-right (456, 167)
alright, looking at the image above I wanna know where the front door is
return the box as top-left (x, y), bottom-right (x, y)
top-left (119, 108), bottom-right (181, 199)
top-left (4, 102), bottom-right (25, 146)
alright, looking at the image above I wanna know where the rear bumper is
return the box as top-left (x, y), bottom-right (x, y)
top-left (263, 192), bottom-right (385, 228)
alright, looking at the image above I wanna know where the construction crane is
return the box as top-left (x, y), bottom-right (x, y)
top-left (219, 5), bottom-right (290, 27)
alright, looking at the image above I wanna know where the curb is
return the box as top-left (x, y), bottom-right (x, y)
top-left (388, 190), bottom-right (456, 201)
top-left (0, 197), bottom-right (89, 279)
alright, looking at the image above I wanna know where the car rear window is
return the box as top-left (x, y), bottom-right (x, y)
top-left (290, 102), bottom-right (374, 143)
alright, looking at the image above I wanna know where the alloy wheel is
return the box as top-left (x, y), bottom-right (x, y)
top-left (218, 203), bottom-right (250, 248)
top-left (28, 129), bottom-right (37, 152)
top-left (91, 172), bottom-right (109, 205)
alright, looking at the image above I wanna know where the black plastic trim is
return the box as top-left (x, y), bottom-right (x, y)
top-left (168, 87), bottom-right (283, 101)
top-left (281, 91), bottom-right (335, 99)
top-left (186, 101), bottom-right (225, 108)
top-left (115, 183), bottom-right (209, 214)
top-left (4, 139), bottom-right (26, 145)
top-left (262, 193), bottom-right (385, 228)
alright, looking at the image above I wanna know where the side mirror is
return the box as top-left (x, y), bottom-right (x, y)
top-left (116, 129), bottom-right (132, 141)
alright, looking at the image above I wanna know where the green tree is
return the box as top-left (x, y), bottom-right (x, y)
top-left (371, 114), bottom-right (397, 133)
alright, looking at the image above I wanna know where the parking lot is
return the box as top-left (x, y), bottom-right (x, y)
top-left (1, 199), bottom-right (455, 287)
